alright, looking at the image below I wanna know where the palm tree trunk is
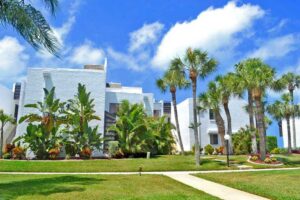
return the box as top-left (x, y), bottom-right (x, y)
top-left (248, 89), bottom-right (258, 154)
top-left (287, 116), bottom-right (292, 154)
top-left (254, 97), bottom-right (266, 160)
top-left (215, 110), bottom-right (226, 153)
top-left (290, 90), bottom-right (297, 148)
top-left (223, 102), bottom-right (233, 154)
top-left (192, 79), bottom-right (200, 166)
top-left (0, 124), bottom-right (3, 158)
top-left (171, 91), bottom-right (185, 155)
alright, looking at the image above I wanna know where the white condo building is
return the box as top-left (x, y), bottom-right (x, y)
top-left (171, 97), bottom-right (250, 151)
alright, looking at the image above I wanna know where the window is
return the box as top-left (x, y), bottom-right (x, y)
top-left (14, 104), bottom-right (19, 120)
top-left (210, 134), bottom-right (218, 145)
top-left (109, 103), bottom-right (119, 114)
top-left (153, 110), bottom-right (161, 117)
top-left (209, 109), bottom-right (215, 120)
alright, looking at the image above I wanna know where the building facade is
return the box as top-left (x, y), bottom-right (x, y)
top-left (171, 97), bottom-right (249, 151)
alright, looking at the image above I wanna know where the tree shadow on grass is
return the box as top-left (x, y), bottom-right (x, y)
top-left (0, 176), bottom-right (105, 200)
top-left (277, 156), bottom-right (300, 166)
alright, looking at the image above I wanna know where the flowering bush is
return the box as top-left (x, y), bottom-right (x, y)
top-left (264, 157), bottom-right (272, 163)
top-left (80, 147), bottom-right (92, 159)
top-left (4, 144), bottom-right (15, 154)
top-left (12, 146), bottom-right (25, 159)
top-left (48, 148), bottom-right (60, 160)
top-left (216, 146), bottom-right (224, 155)
top-left (250, 155), bottom-right (259, 161)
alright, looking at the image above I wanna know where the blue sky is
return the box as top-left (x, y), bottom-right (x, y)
top-left (1, 0), bottom-right (300, 146)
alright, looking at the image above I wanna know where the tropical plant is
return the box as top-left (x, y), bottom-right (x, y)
top-left (235, 58), bottom-right (276, 160)
top-left (267, 93), bottom-right (300, 153)
top-left (199, 82), bottom-right (226, 151)
top-left (64, 83), bottom-right (102, 156)
top-left (204, 144), bottom-right (214, 155)
top-left (0, 110), bottom-right (15, 158)
top-left (181, 48), bottom-right (217, 166)
top-left (275, 72), bottom-right (300, 148)
top-left (266, 136), bottom-right (278, 152)
top-left (156, 58), bottom-right (189, 155)
top-left (146, 116), bottom-right (175, 155)
top-left (108, 100), bottom-right (149, 156)
top-left (0, 0), bottom-right (60, 55)
top-left (232, 127), bottom-right (253, 155)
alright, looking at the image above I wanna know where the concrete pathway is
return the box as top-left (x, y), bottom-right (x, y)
top-left (166, 174), bottom-right (269, 200)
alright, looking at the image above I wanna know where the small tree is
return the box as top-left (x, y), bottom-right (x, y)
top-left (0, 110), bottom-right (15, 158)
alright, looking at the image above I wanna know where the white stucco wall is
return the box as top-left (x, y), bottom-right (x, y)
top-left (171, 97), bottom-right (249, 151)
top-left (16, 68), bottom-right (107, 140)
top-left (282, 118), bottom-right (300, 148)
top-left (0, 85), bottom-right (13, 115)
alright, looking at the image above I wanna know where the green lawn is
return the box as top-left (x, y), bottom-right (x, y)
top-left (0, 174), bottom-right (219, 200)
top-left (0, 154), bottom-right (299, 172)
top-left (0, 155), bottom-right (233, 172)
top-left (196, 169), bottom-right (300, 200)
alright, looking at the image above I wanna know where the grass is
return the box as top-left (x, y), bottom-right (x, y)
top-left (0, 155), bottom-right (233, 172)
top-left (0, 174), bottom-right (219, 200)
top-left (196, 169), bottom-right (300, 200)
top-left (0, 154), bottom-right (300, 172)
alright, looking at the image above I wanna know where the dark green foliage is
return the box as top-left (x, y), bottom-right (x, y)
top-left (0, 0), bottom-right (60, 55)
top-left (204, 145), bottom-right (214, 155)
top-left (232, 127), bottom-right (253, 155)
top-left (266, 136), bottom-right (278, 152)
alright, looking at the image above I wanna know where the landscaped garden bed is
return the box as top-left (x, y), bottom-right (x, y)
top-left (248, 154), bottom-right (283, 166)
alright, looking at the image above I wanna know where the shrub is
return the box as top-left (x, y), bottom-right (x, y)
top-left (12, 146), bottom-right (25, 159)
top-left (271, 157), bottom-right (277, 162)
top-left (267, 136), bottom-right (278, 152)
top-left (216, 146), bottom-right (224, 155)
top-left (48, 148), bottom-right (60, 160)
top-left (4, 144), bottom-right (15, 154)
top-left (80, 147), bottom-right (92, 159)
top-left (108, 141), bottom-right (119, 158)
top-left (264, 157), bottom-right (272, 164)
top-left (204, 144), bottom-right (214, 155)
top-left (3, 153), bottom-right (11, 159)
top-left (250, 155), bottom-right (259, 161)
top-left (270, 147), bottom-right (280, 154)
top-left (279, 148), bottom-right (288, 154)
top-left (232, 127), bottom-right (254, 155)
top-left (114, 149), bottom-right (124, 159)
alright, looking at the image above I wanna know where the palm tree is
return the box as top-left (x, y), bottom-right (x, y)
top-left (0, 110), bottom-right (15, 158)
top-left (236, 58), bottom-right (276, 160)
top-left (275, 73), bottom-right (300, 148)
top-left (215, 73), bottom-right (241, 154)
top-left (0, 0), bottom-right (60, 55)
top-left (199, 82), bottom-right (226, 151)
top-left (267, 94), bottom-right (300, 153)
top-left (156, 58), bottom-right (190, 155)
top-left (182, 48), bottom-right (217, 166)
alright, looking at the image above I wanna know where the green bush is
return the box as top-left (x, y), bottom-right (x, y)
top-left (270, 147), bottom-right (280, 154)
top-left (279, 148), bottom-right (288, 154)
top-left (250, 155), bottom-right (258, 161)
top-left (264, 157), bottom-right (272, 164)
top-left (267, 136), bottom-right (278, 152)
top-left (271, 157), bottom-right (277, 162)
top-left (232, 127), bottom-right (253, 155)
top-left (108, 141), bottom-right (119, 157)
top-left (204, 144), bottom-right (214, 155)
top-left (3, 153), bottom-right (11, 159)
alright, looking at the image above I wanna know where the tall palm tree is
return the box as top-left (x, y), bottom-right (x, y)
top-left (275, 73), bottom-right (300, 148)
top-left (0, 110), bottom-right (15, 158)
top-left (236, 58), bottom-right (275, 160)
top-left (156, 58), bottom-right (190, 155)
top-left (267, 94), bottom-right (300, 153)
top-left (199, 82), bottom-right (226, 151)
top-left (182, 48), bottom-right (217, 166)
top-left (215, 73), bottom-right (241, 154)
top-left (0, 0), bottom-right (60, 55)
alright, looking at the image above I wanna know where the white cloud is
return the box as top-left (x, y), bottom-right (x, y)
top-left (152, 1), bottom-right (264, 69)
top-left (107, 48), bottom-right (141, 71)
top-left (0, 37), bottom-right (29, 80)
top-left (268, 19), bottom-right (288, 33)
top-left (247, 34), bottom-right (298, 60)
top-left (69, 41), bottom-right (105, 65)
top-left (129, 22), bottom-right (164, 52)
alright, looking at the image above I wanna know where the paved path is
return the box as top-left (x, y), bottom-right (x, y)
top-left (166, 174), bottom-right (269, 200)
